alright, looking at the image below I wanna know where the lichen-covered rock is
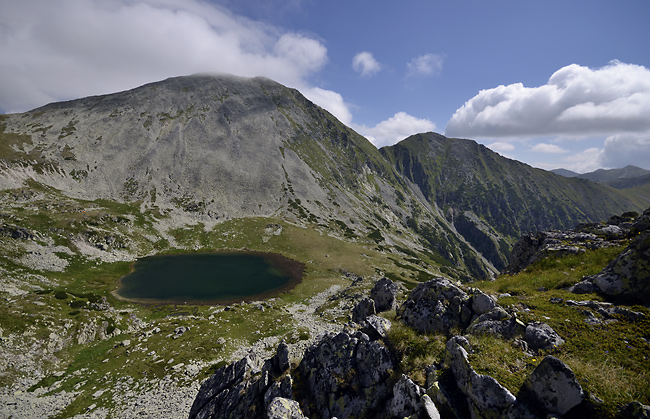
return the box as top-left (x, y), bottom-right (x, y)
top-left (445, 336), bottom-right (516, 415)
top-left (522, 355), bottom-right (584, 415)
top-left (387, 375), bottom-right (427, 418)
top-left (371, 277), bottom-right (398, 312)
top-left (296, 331), bottom-right (394, 419)
top-left (469, 288), bottom-right (496, 315)
top-left (466, 307), bottom-right (526, 340)
top-left (398, 278), bottom-right (473, 334)
top-left (385, 375), bottom-right (441, 418)
top-left (362, 314), bottom-right (392, 340)
top-left (589, 228), bottom-right (650, 304)
top-left (524, 322), bottom-right (564, 352)
top-left (266, 397), bottom-right (307, 419)
top-left (352, 297), bottom-right (376, 323)
top-left (188, 353), bottom-right (266, 419)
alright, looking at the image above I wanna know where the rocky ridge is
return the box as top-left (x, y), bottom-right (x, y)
top-left (191, 273), bottom-right (648, 418)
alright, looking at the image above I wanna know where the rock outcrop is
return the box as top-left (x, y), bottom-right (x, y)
top-left (370, 277), bottom-right (399, 312)
top-left (297, 331), bottom-right (395, 419)
top-left (521, 355), bottom-right (585, 415)
top-left (577, 208), bottom-right (650, 304)
top-left (506, 211), bottom-right (641, 274)
top-left (397, 277), bottom-right (473, 334)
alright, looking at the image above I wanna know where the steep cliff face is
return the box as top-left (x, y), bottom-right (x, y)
top-left (381, 132), bottom-right (643, 269)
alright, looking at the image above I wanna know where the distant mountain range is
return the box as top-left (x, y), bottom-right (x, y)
top-left (552, 165), bottom-right (650, 189)
top-left (1, 74), bottom-right (647, 278)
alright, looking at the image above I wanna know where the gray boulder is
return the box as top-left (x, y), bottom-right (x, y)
top-left (387, 375), bottom-right (440, 419)
top-left (352, 297), bottom-right (376, 323)
top-left (591, 228), bottom-right (650, 304)
top-left (266, 397), bottom-right (307, 419)
top-left (522, 355), bottom-right (584, 415)
top-left (398, 278), bottom-right (473, 334)
top-left (466, 307), bottom-right (526, 340)
top-left (469, 287), bottom-right (496, 315)
top-left (371, 277), bottom-right (398, 312)
top-left (362, 314), bottom-right (392, 340)
top-left (188, 353), bottom-right (267, 419)
top-left (296, 331), bottom-right (394, 419)
top-left (445, 336), bottom-right (516, 415)
top-left (524, 322), bottom-right (564, 352)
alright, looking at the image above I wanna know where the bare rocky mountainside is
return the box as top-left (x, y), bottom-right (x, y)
top-left (380, 132), bottom-right (647, 271)
top-left (0, 74), bottom-right (648, 418)
top-left (0, 73), bottom-right (495, 280)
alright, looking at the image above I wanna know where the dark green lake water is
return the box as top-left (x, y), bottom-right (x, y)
top-left (114, 252), bottom-right (303, 304)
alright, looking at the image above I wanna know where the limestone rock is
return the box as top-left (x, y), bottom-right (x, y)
top-left (524, 322), bottom-right (564, 352)
top-left (588, 219), bottom-right (650, 304)
top-left (398, 278), bottom-right (473, 334)
top-left (352, 297), bottom-right (376, 324)
top-left (266, 397), bottom-right (307, 419)
top-left (387, 374), bottom-right (440, 418)
top-left (522, 355), bottom-right (584, 415)
top-left (469, 288), bottom-right (496, 315)
top-left (362, 314), bottom-right (392, 340)
top-left (188, 353), bottom-right (266, 419)
top-left (370, 277), bottom-right (398, 312)
top-left (272, 341), bottom-right (291, 373)
top-left (263, 375), bottom-right (293, 408)
top-left (466, 307), bottom-right (525, 340)
top-left (445, 336), bottom-right (516, 414)
top-left (296, 331), bottom-right (394, 419)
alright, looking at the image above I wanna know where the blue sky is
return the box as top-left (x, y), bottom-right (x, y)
top-left (1, 0), bottom-right (649, 172)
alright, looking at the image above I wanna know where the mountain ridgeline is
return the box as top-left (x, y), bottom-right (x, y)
top-left (0, 74), bottom-right (644, 278)
top-left (380, 133), bottom-right (642, 270)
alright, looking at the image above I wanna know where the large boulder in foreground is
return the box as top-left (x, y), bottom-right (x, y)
top-left (521, 355), bottom-right (585, 415)
top-left (579, 208), bottom-right (650, 304)
top-left (397, 278), bottom-right (473, 334)
top-left (297, 331), bottom-right (395, 419)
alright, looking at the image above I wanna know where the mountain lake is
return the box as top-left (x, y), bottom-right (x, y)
top-left (113, 252), bottom-right (304, 304)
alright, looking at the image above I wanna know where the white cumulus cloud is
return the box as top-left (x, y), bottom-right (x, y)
top-left (0, 0), bottom-right (341, 117)
top-left (354, 112), bottom-right (436, 148)
top-left (600, 132), bottom-right (650, 169)
top-left (407, 53), bottom-right (444, 77)
top-left (445, 61), bottom-right (650, 138)
top-left (531, 143), bottom-right (568, 154)
top-left (352, 51), bottom-right (381, 77)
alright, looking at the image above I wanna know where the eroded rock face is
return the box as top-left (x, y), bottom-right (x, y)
top-left (397, 278), bottom-right (473, 334)
top-left (573, 208), bottom-right (650, 304)
top-left (522, 355), bottom-right (584, 415)
top-left (188, 341), bottom-right (293, 419)
top-left (370, 277), bottom-right (398, 312)
top-left (352, 297), bottom-right (376, 324)
top-left (387, 375), bottom-right (440, 418)
top-left (266, 397), bottom-right (307, 419)
top-left (297, 331), bottom-right (395, 419)
top-left (445, 336), bottom-right (517, 415)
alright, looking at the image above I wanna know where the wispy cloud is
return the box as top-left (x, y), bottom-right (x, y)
top-left (354, 112), bottom-right (436, 148)
top-left (531, 143), bottom-right (568, 154)
top-left (407, 53), bottom-right (444, 77)
top-left (446, 61), bottom-right (650, 139)
top-left (352, 51), bottom-right (381, 77)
